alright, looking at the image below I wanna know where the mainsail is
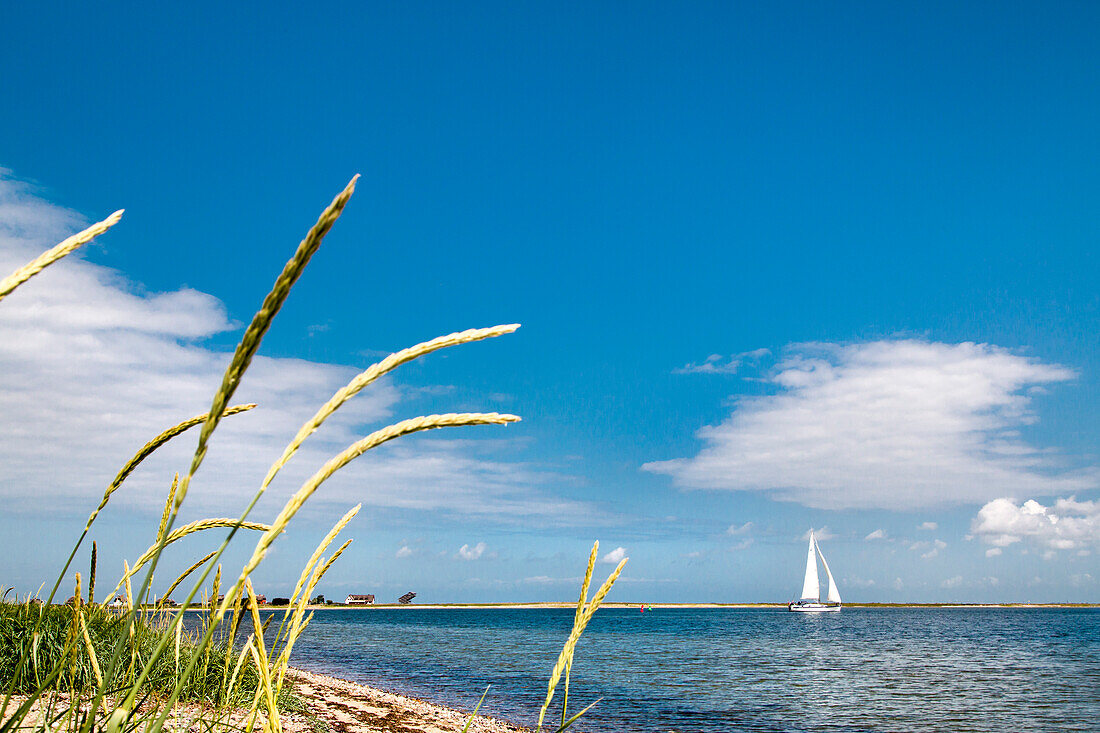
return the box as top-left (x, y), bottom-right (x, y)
top-left (815, 536), bottom-right (842, 604)
top-left (800, 531), bottom-right (820, 600)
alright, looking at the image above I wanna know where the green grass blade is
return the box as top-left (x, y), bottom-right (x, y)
top-left (461, 685), bottom-right (491, 733)
top-left (556, 698), bottom-right (602, 733)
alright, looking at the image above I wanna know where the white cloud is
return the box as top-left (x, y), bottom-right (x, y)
top-left (801, 526), bottom-right (837, 541)
top-left (918, 522), bottom-right (938, 531)
top-left (674, 354), bottom-right (741, 375)
top-left (892, 577), bottom-right (904, 590)
top-left (865, 529), bottom-right (887, 541)
top-left (910, 539), bottom-right (947, 559)
top-left (971, 497), bottom-right (1100, 552)
top-left (395, 545), bottom-right (413, 558)
top-left (941, 575), bottom-right (964, 588)
top-left (601, 546), bottom-right (627, 564)
top-left (673, 349), bottom-right (771, 375)
top-left (518, 575), bottom-right (586, 585)
top-left (729, 538), bottom-right (753, 551)
top-left (456, 542), bottom-right (487, 561)
top-left (726, 521), bottom-right (754, 536)
top-left (985, 547), bottom-right (1002, 557)
top-left (0, 171), bottom-right (589, 525)
top-left (924, 539), bottom-right (947, 559)
top-left (645, 340), bottom-right (1095, 509)
top-left (521, 575), bottom-right (558, 584)
top-left (846, 577), bottom-right (876, 588)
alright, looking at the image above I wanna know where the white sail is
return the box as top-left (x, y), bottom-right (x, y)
top-left (815, 536), bottom-right (842, 604)
top-left (800, 531), bottom-right (820, 600)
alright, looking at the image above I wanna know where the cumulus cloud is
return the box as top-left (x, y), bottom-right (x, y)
top-left (726, 521), bottom-right (754, 536)
top-left (645, 340), bottom-right (1095, 509)
top-left (985, 548), bottom-right (1002, 557)
top-left (865, 529), bottom-right (887, 541)
top-left (918, 522), bottom-right (938, 531)
top-left (601, 546), bottom-right (627, 564)
top-left (971, 497), bottom-right (1100, 552)
top-left (0, 172), bottom-right (588, 525)
top-left (395, 546), bottom-right (413, 558)
top-left (941, 575), bottom-right (964, 588)
top-left (456, 542), bottom-right (487, 560)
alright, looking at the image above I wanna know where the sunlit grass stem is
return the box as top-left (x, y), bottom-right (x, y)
top-left (0, 210), bottom-right (123, 303)
top-left (561, 541), bottom-right (599, 728)
top-left (260, 324), bottom-right (520, 491)
top-left (109, 178), bottom-right (360, 729)
top-left (219, 412), bottom-right (519, 623)
top-left (156, 551), bottom-right (217, 609)
top-left (180, 175), bottom-right (359, 506)
top-left (538, 554), bottom-right (628, 730)
top-left (109, 518), bottom-right (271, 599)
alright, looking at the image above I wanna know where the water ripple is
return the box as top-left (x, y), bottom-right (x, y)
top-left (274, 608), bottom-right (1100, 732)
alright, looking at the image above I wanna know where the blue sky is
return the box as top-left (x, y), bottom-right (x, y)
top-left (1, 2), bottom-right (1097, 602)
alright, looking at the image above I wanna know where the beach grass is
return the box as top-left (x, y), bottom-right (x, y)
top-left (0, 595), bottom-right (285, 708)
top-left (0, 179), bottom-right (622, 733)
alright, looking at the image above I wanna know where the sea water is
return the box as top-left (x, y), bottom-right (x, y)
top-left (281, 607), bottom-right (1099, 732)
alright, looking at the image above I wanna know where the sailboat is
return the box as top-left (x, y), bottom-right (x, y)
top-left (788, 530), bottom-right (842, 612)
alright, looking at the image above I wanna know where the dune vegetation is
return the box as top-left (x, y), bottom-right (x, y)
top-left (0, 178), bottom-right (625, 733)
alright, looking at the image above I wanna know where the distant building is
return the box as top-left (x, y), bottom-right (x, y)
top-left (107, 596), bottom-right (127, 608)
top-left (345, 594), bottom-right (375, 605)
top-left (398, 592), bottom-right (416, 604)
top-left (254, 594), bottom-right (267, 605)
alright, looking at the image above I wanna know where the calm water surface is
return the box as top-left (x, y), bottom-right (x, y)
top-left (279, 608), bottom-right (1100, 732)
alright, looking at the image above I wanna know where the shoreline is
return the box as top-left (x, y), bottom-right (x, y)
top-left (283, 667), bottom-right (529, 733)
top-left (3, 668), bottom-right (529, 733)
top-left (165, 601), bottom-right (1100, 614)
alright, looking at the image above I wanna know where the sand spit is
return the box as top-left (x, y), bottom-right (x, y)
top-left (2, 669), bottom-right (528, 733)
top-left (283, 668), bottom-right (528, 733)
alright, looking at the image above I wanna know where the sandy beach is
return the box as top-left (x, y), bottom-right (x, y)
top-left (4, 668), bottom-right (529, 733)
top-left (280, 669), bottom-right (528, 733)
